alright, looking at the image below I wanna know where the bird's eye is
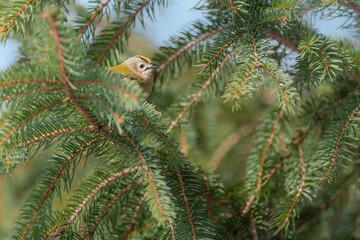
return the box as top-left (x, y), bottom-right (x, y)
top-left (139, 64), bottom-right (145, 69)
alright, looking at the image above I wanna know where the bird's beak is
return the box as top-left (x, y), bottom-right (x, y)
top-left (149, 65), bottom-right (158, 69)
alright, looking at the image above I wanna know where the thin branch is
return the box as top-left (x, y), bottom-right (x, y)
top-left (43, 13), bottom-right (102, 130)
top-left (122, 196), bottom-right (146, 240)
top-left (3, 88), bottom-right (63, 101)
top-left (155, 28), bottom-right (225, 81)
top-left (79, 0), bottom-right (112, 37)
top-left (242, 109), bottom-right (285, 215)
top-left (0, 0), bottom-right (36, 32)
top-left (250, 213), bottom-right (259, 240)
top-left (24, 126), bottom-right (94, 147)
top-left (265, 29), bottom-right (300, 53)
top-left (203, 35), bottom-right (239, 70)
top-left (339, 0), bottom-right (360, 17)
top-left (0, 79), bottom-right (60, 88)
top-left (323, 105), bottom-right (360, 180)
top-left (258, 65), bottom-right (290, 103)
top-left (209, 123), bottom-right (257, 169)
top-left (22, 139), bottom-right (100, 240)
top-left (285, 144), bottom-right (306, 223)
top-left (167, 50), bottom-right (237, 133)
top-left (200, 174), bottom-right (212, 220)
top-left (67, 166), bottom-right (140, 225)
top-left (0, 98), bottom-right (70, 147)
top-left (74, 81), bottom-right (139, 100)
top-left (320, 48), bottom-right (329, 70)
top-left (125, 134), bottom-right (167, 221)
top-left (232, 66), bottom-right (257, 100)
top-left (250, 33), bottom-right (258, 65)
top-left (156, 131), bottom-right (197, 240)
top-left (169, 221), bottom-right (176, 240)
top-left (43, 166), bottom-right (141, 240)
top-left (80, 182), bottom-right (138, 240)
top-left (229, 0), bottom-right (239, 14)
top-left (265, 161), bottom-right (283, 181)
top-left (298, 5), bottom-right (320, 18)
top-left (95, 0), bottom-right (151, 67)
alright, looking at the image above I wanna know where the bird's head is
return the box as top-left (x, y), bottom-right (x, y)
top-left (108, 55), bottom-right (158, 84)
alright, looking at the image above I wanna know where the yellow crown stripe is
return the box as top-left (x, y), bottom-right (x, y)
top-left (134, 55), bottom-right (152, 63)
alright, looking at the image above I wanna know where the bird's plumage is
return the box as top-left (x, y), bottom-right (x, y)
top-left (108, 55), bottom-right (157, 99)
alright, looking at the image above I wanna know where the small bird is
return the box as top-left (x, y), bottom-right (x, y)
top-left (108, 55), bottom-right (158, 99)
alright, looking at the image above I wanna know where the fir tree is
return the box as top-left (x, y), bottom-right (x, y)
top-left (0, 0), bottom-right (360, 239)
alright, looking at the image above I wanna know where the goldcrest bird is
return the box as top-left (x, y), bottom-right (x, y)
top-left (108, 55), bottom-right (158, 99)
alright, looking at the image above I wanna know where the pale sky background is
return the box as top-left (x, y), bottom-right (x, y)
top-left (0, 1), bottom-right (357, 71)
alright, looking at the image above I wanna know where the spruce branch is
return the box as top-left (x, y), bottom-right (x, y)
top-left (3, 88), bottom-right (63, 101)
top-left (156, 28), bottom-right (226, 81)
top-left (242, 109), bottom-right (285, 215)
top-left (79, 0), bottom-right (112, 37)
top-left (232, 66), bottom-right (257, 100)
top-left (229, 0), bottom-right (239, 14)
top-left (339, 0), bottom-right (360, 17)
top-left (157, 131), bottom-right (198, 240)
top-left (258, 65), bottom-right (290, 103)
top-left (200, 174), bottom-right (212, 220)
top-left (122, 196), bottom-right (146, 240)
top-left (94, 0), bottom-right (152, 67)
top-left (0, 0), bottom-right (36, 34)
top-left (169, 221), bottom-right (176, 240)
top-left (285, 144), bottom-right (306, 223)
top-left (203, 35), bottom-right (239, 70)
top-left (24, 126), bottom-right (95, 147)
top-left (167, 50), bottom-right (237, 133)
top-left (125, 134), bottom-right (168, 222)
top-left (323, 105), bottom-right (360, 181)
top-left (80, 181), bottom-right (139, 240)
top-left (21, 139), bottom-right (101, 240)
top-left (250, 213), bottom-right (259, 240)
top-left (265, 29), bottom-right (300, 53)
top-left (0, 79), bottom-right (60, 88)
top-left (0, 98), bottom-right (70, 147)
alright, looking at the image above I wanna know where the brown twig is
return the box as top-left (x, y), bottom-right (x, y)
top-left (258, 65), bottom-right (290, 103)
top-left (94, 0), bottom-right (151, 67)
top-left (265, 30), bottom-right (301, 54)
top-left (242, 109), bottom-right (285, 215)
top-left (125, 134), bottom-right (167, 221)
top-left (250, 213), bottom-right (259, 240)
top-left (203, 35), bottom-right (239, 70)
top-left (229, 0), bottom-right (239, 14)
top-left (320, 48), bottom-right (329, 70)
top-left (169, 221), bottom-right (176, 240)
top-left (122, 196), bottom-right (146, 240)
top-left (43, 13), bottom-right (103, 130)
top-left (80, 182), bottom-right (138, 239)
top-left (339, 0), bottom-right (360, 17)
top-left (285, 144), bottom-right (306, 223)
top-left (0, 79), bottom-right (60, 88)
top-left (0, 0), bottom-right (36, 33)
top-left (0, 98), bottom-right (70, 147)
top-left (232, 66), bottom-right (257, 100)
top-left (43, 166), bottom-right (140, 239)
top-left (167, 50), bottom-right (237, 133)
top-left (24, 126), bottom-right (94, 147)
top-left (74, 81), bottom-right (139, 100)
top-left (323, 106), bottom-right (360, 180)
top-left (22, 139), bottom-right (100, 240)
top-left (3, 88), bottom-right (63, 101)
top-left (200, 174), bottom-right (212, 220)
top-left (157, 131), bottom-right (197, 240)
top-left (155, 28), bottom-right (225, 82)
top-left (80, 0), bottom-right (112, 37)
